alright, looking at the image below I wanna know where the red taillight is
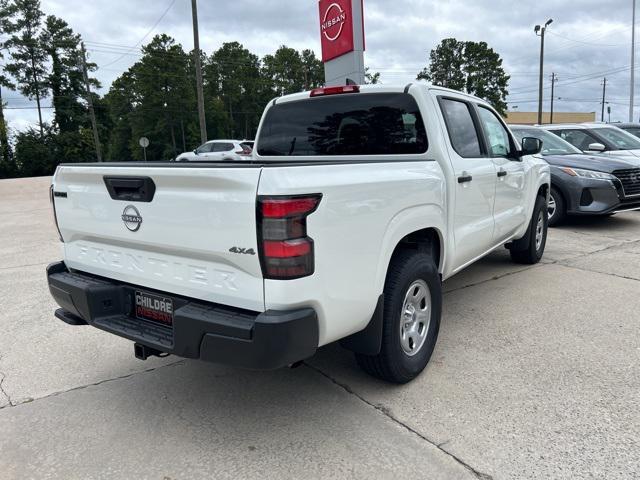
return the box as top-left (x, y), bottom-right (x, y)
top-left (261, 197), bottom-right (320, 218)
top-left (257, 195), bottom-right (322, 280)
top-left (263, 239), bottom-right (312, 258)
top-left (310, 85), bottom-right (360, 97)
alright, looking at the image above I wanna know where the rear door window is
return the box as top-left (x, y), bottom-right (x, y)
top-left (212, 143), bottom-right (234, 152)
top-left (257, 93), bottom-right (428, 156)
top-left (439, 98), bottom-right (483, 158)
top-left (552, 130), bottom-right (601, 151)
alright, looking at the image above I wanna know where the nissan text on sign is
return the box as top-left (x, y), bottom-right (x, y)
top-left (319, 0), bottom-right (366, 85)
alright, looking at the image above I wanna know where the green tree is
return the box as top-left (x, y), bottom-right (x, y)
top-left (205, 42), bottom-right (262, 140)
top-left (0, 0), bottom-right (16, 177)
top-left (103, 71), bottom-right (135, 161)
top-left (4, 0), bottom-right (49, 136)
top-left (418, 38), bottom-right (510, 115)
top-left (300, 49), bottom-right (324, 89)
top-left (13, 126), bottom-right (55, 176)
top-left (365, 67), bottom-right (380, 84)
top-left (103, 35), bottom-right (194, 161)
top-left (40, 15), bottom-right (95, 133)
top-left (262, 46), bottom-right (305, 96)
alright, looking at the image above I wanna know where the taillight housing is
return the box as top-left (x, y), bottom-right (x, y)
top-left (257, 194), bottom-right (322, 280)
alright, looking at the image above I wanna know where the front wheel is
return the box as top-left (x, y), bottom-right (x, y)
top-left (547, 186), bottom-right (566, 227)
top-left (509, 195), bottom-right (548, 264)
top-left (356, 250), bottom-right (442, 384)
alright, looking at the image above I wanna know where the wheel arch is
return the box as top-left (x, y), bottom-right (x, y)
top-left (342, 224), bottom-right (444, 356)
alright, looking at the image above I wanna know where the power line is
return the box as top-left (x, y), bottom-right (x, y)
top-left (99, 0), bottom-right (177, 68)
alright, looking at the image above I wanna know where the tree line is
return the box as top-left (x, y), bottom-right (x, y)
top-left (0, 0), bottom-right (509, 179)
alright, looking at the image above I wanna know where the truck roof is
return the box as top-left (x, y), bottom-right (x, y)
top-left (271, 82), bottom-right (490, 107)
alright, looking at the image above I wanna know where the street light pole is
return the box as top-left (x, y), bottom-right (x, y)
top-left (601, 77), bottom-right (608, 122)
top-left (535, 19), bottom-right (553, 125)
top-left (630, 0), bottom-right (636, 122)
top-left (550, 73), bottom-right (557, 124)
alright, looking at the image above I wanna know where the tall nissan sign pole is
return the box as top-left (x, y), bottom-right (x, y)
top-left (319, 0), bottom-right (366, 86)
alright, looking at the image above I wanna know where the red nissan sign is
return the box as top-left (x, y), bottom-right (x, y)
top-left (319, 0), bottom-right (357, 62)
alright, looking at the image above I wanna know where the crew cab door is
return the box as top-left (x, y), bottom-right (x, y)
top-left (439, 97), bottom-right (496, 271)
top-left (475, 105), bottom-right (527, 241)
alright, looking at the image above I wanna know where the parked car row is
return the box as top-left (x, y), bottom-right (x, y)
top-left (510, 123), bottom-right (640, 226)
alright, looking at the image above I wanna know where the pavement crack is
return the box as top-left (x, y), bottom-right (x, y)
top-left (555, 263), bottom-right (640, 283)
top-left (304, 363), bottom-right (493, 480)
top-left (0, 262), bottom-right (50, 271)
top-left (0, 371), bottom-right (13, 407)
top-left (0, 360), bottom-right (185, 411)
top-left (444, 264), bottom-right (542, 294)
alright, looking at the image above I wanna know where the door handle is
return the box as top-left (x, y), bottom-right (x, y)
top-left (458, 175), bottom-right (473, 184)
top-left (497, 170), bottom-right (508, 178)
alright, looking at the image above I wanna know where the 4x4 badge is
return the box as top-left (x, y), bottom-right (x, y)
top-left (229, 247), bottom-right (256, 255)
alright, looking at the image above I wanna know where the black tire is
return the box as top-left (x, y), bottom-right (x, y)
top-left (356, 250), bottom-right (442, 384)
top-left (548, 186), bottom-right (566, 227)
top-left (509, 195), bottom-right (548, 264)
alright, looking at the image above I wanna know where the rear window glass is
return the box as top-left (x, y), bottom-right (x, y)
top-left (257, 93), bottom-right (428, 157)
top-left (213, 143), bottom-right (234, 152)
top-left (439, 98), bottom-right (482, 158)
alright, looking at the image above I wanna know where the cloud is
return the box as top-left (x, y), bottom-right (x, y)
top-left (4, 0), bottom-right (639, 128)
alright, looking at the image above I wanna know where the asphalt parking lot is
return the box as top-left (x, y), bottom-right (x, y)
top-left (0, 176), bottom-right (639, 480)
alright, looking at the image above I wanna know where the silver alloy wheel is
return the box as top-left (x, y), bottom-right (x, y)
top-left (535, 211), bottom-right (545, 251)
top-left (399, 280), bottom-right (431, 356)
top-left (548, 195), bottom-right (557, 221)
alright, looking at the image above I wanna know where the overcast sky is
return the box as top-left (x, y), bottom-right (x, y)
top-left (4, 0), bottom-right (639, 131)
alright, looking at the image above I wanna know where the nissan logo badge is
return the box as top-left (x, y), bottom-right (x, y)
top-left (122, 205), bottom-right (143, 232)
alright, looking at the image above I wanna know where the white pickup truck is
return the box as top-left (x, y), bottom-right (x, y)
top-left (47, 83), bottom-right (550, 383)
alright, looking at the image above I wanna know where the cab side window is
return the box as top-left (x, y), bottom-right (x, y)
top-left (477, 107), bottom-right (511, 157)
top-left (440, 98), bottom-right (482, 158)
top-left (554, 130), bottom-right (600, 151)
top-left (212, 143), bottom-right (234, 152)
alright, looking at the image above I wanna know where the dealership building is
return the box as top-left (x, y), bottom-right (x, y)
top-left (504, 111), bottom-right (597, 125)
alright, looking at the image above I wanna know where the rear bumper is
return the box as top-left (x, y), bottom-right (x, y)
top-left (46, 261), bottom-right (318, 370)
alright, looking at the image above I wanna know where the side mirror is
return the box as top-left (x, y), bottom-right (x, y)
top-left (520, 137), bottom-right (543, 157)
top-left (587, 143), bottom-right (606, 152)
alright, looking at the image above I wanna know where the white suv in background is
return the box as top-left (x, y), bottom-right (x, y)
top-left (175, 140), bottom-right (252, 162)
top-left (542, 123), bottom-right (640, 161)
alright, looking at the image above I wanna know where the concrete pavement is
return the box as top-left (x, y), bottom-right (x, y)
top-left (0, 176), bottom-right (639, 479)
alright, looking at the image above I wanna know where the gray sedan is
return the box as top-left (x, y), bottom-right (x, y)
top-left (511, 126), bottom-right (640, 226)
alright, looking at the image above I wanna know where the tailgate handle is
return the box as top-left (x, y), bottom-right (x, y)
top-left (104, 176), bottom-right (156, 202)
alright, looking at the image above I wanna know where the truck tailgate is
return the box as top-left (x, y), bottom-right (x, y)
top-left (52, 165), bottom-right (264, 312)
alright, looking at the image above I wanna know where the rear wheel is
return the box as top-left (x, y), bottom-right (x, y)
top-left (509, 195), bottom-right (548, 264)
top-left (356, 250), bottom-right (442, 384)
top-left (547, 186), bottom-right (566, 227)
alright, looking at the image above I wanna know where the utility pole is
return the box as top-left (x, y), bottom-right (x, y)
top-left (550, 73), bottom-right (558, 124)
top-left (601, 78), bottom-right (608, 122)
top-left (80, 42), bottom-right (102, 162)
top-left (191, 0), bottom-right (207, 144)
top-left (535, 19), bottom-right (554, 125)
top-left (631, 0), bottom-right (636, 122)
